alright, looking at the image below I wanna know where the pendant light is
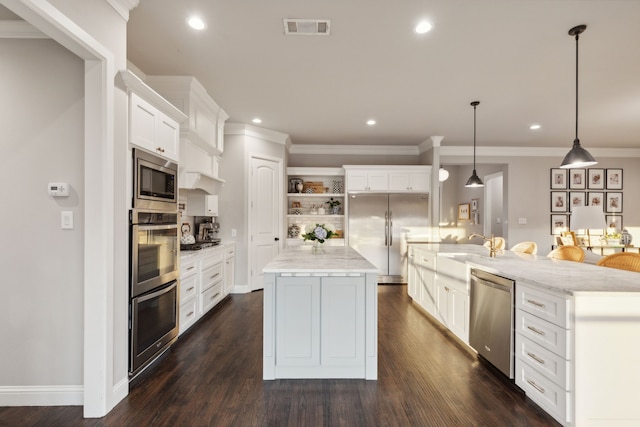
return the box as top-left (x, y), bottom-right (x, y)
top-left (465, 101), bottom-right (484, 188)
top-left (560, 24), bottom-right (597, 169)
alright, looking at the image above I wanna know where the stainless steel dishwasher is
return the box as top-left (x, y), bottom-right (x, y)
top-left (469, 268), bottom-right (515, 379)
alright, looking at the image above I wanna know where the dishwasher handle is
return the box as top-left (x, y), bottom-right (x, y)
top-left (471, 275), bottom-right (514, 293)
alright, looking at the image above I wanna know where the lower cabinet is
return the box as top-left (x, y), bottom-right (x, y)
top-left (178, 243), bottom-right (234, 336)
top-left (273, 275), bottom-right (366, 377)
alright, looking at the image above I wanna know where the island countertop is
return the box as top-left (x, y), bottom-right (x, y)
top-left (263, 245), bottom-right (377, 274)
top-left (411, 243), bottom-right (640, 295)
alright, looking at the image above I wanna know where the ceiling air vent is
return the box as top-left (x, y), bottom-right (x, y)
top-left (283, 19), bottom-right (330, 35)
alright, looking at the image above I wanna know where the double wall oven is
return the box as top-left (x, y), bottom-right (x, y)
top-left (129, 149), bottom-right (180, 376)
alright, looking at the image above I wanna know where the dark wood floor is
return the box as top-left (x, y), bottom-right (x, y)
top-left (0, 285), bottom-right (560, 427)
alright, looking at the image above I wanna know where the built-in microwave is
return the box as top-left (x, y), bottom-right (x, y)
top-left (133, 148), bottom-right (178, 211)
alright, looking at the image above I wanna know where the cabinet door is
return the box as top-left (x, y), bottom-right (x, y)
top-left (320, 276), bottom-right (365, 367)
top-left (346, 171), bottom-right (368, 191)
top-left (155, 112), bottom-right (180, 161)
top-left (409, 172), bottom-right (430, 192)
top-left (407, 249), bottom-right (418, 299)
top-left (417, 254), bottom-right (436, 314)
top-left (436, 282), bottom-right (449, 325)
top-left (130, 93), bottom-right (157, 149)
top-left (367, 172), bottom-right (388, 191)
top-left (224, 256), bottom-right (234, 295)
top-left (275, 276), bottom-right (321, 366)
top-left (448, 287), bottom-right (469, 343)
top-left (388, 173), bottom-right (411, 191)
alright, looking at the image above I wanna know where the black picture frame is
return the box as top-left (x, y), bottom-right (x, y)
top-left (605, 192), bottom-right (623, 213)
top-left (606, 169), bottom-right (623, 190)
top-left (550, 168), bottom-right (567, 189)
top-left (550, 214), bottom-right (569, 235)
top-left (568, 169), bottom-right (586, 190)
top-left (605, 215), bottom-right (623, 230)
top-left (587, 168), bottom-right (605, 190)
top-left (569, 191), bottom-right (586, 212)
top-left (550, 191), bottom-right (568, 212)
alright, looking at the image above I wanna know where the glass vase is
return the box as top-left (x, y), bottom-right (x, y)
top-left (312, 240), bottom-right (326, 254)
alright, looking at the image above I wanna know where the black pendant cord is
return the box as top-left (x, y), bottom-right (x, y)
top-left (471, 100), bottom-right (479, 170)
top-left (575, 31), bottom-right (580, 143)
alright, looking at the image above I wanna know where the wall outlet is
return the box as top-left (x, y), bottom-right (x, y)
top-left (496, 217), bottom-right (501, 224)
top-left (231, 229), bottom-right (237, 237)
top-left (518, 217), bottom-right (527, 225)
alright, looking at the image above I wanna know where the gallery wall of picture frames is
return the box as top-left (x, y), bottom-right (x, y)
top-left (549, 168), bottom-right (623, 235)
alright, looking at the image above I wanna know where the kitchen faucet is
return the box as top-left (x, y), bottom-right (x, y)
top-left (469, 233), bottom-right (498, 257)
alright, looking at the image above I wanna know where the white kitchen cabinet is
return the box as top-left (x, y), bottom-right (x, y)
top-left (187, 193), bottom-right (218, 217)
top-left (178, 257), bottom-right (200, 335)
top-left (223, 245), bottom-right (235, 295)
top-left (344, 165), bottom-right (431, 193)
top-left (117, 70), bottom-right (187, 163)
top-left (407, 246), bottom-right (419, 299)
top-left (272, 274), bottom-right (366, 376)
top-left (415, 250), bottom-right (437, 315)
top-left (388, 171), bottom-right (430, 192)
top-left (435, 256), bottom-right (470, 343)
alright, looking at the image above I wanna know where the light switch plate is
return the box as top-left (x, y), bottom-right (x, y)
top-left (518, 217), bottom-right (527, 225)
top-left (61, 211), bottom-right (74, 229)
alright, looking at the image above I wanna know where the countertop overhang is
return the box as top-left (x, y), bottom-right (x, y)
top-left (412, 243), bottom-right (640, 295)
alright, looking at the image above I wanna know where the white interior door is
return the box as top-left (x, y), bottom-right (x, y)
top-left (249, 156), bottom-right (282, 291)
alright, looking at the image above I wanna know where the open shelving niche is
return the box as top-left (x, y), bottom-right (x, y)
top-left (286, 167), bottom-right (345, 247)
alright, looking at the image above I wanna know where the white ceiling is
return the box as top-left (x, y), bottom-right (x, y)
top-left (106, 2), bottom-right (640, 149)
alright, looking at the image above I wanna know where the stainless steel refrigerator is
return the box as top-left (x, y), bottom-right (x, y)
top-left (348, 193), bottom-right (429, 283)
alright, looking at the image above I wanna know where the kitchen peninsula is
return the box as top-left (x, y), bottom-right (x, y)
top-left (409, 243), bottom-right (640, 426)
top-left (263, 246), bottom-right (378, 380)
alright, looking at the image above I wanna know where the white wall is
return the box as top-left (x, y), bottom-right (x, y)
top-left (0, 38), bottom-right (84, 386)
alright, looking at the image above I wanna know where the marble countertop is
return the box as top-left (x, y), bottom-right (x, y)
top-left (263, 246), bottom-right (377, 273)
top-left (411, 243), bottom-right (640, 295)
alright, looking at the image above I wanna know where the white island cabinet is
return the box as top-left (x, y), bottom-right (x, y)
top-left (263, 246), bottom-right (378, 380)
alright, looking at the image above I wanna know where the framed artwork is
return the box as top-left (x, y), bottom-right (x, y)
top-left (560, 231), bottom-right (577, 245)
top-left (471, 198), bottom-right (479, 212)
top-left (550, 214), bottom-right (569, 235)
top-left (606, 169), bottom-right (623, 190)
top-left (550, 191), bottom-right (568, 212)
top-left (569, 169), bottom-right (586, 189)
top-left (550, 168), bottom-right (567, 189)
top-left (569, 192), bottom-right (586, 211)
top-left (587, 168), bottom-right (605, 190)
top-left (605, 192), bottom-right (623, 213)
top-left (458, 203), bottom-right (470, 220)
top-left (606, 215), bottom-right (623, 230)
top-left (587, 192), bottom-right (604, 208)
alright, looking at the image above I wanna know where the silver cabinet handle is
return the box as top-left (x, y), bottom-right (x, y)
top-left (210, 273), bottom-right (220, 280)
top-left (527, 380), bottom-right (545, 394)
top-left (527, 352), bottom-right (545, 365)
top-left (527, 325), bottom-right (546, 336)
top-left (527, 299), bottom-right (545, 308)
top-left (187, 286), bottom-right (195, 292)
top-left (187, 311), bottom-right (194, 317)
top-left (186, 266), bottom-right (195, 271)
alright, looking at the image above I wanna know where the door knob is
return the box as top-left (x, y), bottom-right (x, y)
top-left (274, 237), bottom-right (280, 241)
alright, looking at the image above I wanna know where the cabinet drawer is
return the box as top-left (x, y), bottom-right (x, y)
top-left (515, 334), bottom-right (570, 389)
top-left (179, 298), bottom-right (198, 335)
top-left (202, 250), bottom-right (224, 270)
top-left (201, 282), bottom-right (224, 314)
top-left (516, 283), bottom-right (570, 328)
top-left (201, 262), bottom-right (223, 291)
top-left (516, 309), bottom-right (570, 359)
top-left (515, 361), bottom-right (569, 425)
top-left (180, 258), bottom-right (199, 279)
top-left (180, 274), bottom-right (198, 303)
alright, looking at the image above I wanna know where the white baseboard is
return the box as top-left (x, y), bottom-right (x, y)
top-left (230, 284), bottom-right (251, 294)
top-left (108, 377), bottom-right (129, 411)
top-left (0, 385), bottom-right (83, 406)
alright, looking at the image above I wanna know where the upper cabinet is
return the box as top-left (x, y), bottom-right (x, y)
top-left (344, 166), bottom-right (431, 193)
top-left (145, 76), bottom-right (229, 156)
top-left (117, 70), bottom-right (187, 162)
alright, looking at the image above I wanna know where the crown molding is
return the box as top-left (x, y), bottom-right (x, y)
top-left (225, 123), bottom-right (291, 146)
top-left (440, 146), bottom-right (640, 158)
top-left (0, 20), bottom-right (47, 38)
top-left (289, 144), bottom-right (419, 156)
top-left (106, 0), bottom-right (140, 21)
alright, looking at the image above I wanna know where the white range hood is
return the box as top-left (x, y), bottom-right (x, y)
top-left (180, 170), bottom-right (224, 195)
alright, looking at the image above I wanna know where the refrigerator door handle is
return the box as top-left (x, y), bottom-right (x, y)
top-left (384, 210), bottom-right (389, 246)
top-left (389, 210), bottom-right (393, 246)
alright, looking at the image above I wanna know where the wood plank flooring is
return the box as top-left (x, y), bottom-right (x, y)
top-left (0, 285), bottom-right (560, 426)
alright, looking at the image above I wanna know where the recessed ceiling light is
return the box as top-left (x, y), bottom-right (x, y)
top-left (187, 16), bottom-right (206, 30)
top-left (529, 124), bottom-right (541, 130)
top-left (366, 119), bottom-right (376, 126)
top-left (415, 21), bottom-right (432, 34)
top-left (252, 118), bottom-right (262, 124)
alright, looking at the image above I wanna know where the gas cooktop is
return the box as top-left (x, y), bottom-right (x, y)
top-left (180, 240), bottom-right (221, 251)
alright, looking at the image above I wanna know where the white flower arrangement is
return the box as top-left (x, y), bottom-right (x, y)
top-left (302, 223), bottom-right (335, 243)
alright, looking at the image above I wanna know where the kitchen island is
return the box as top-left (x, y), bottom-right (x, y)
top-left (409, 243), bottom-right (640, 427)
top-left (262, 246), bottom-right (378, 380)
